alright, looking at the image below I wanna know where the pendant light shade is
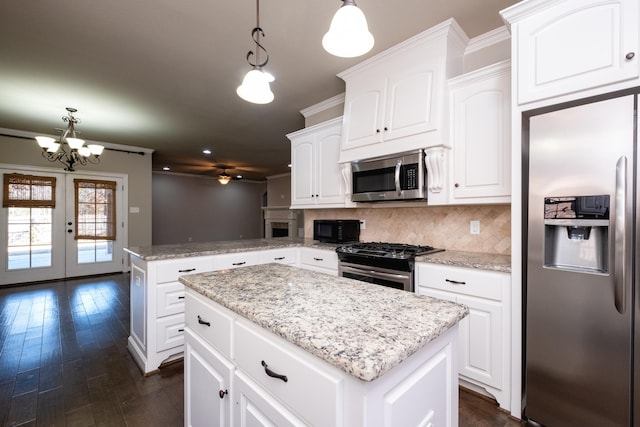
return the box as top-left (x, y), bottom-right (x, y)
top-left (237, 0), bottom-right (274, 104)
top-left (323, 0), bottom-right (374, 58)
top-left (237, 69), bottom-right (274, 104)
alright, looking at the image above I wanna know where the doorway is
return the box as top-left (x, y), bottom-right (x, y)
top-left (0, 166), bottom-right (127, 286)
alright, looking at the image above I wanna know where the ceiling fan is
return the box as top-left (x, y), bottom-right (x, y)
top-left (210, 164), bottom-right (247, 185)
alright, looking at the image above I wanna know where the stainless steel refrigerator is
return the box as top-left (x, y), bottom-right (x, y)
top-left (524, 92), bottom-right (638, 426)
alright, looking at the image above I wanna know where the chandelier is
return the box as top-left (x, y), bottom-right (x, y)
top-left (323, 0), bottom-right (374, 58)
top-left (34, 107), bottom-right (104, 172)
top-left (236, 0), bottom-right (274, 104)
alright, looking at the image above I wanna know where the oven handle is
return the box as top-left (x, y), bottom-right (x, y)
top-left (340, 264), bottom-right (409, 281)
top-left (395, 160), bottom-right (402, 195)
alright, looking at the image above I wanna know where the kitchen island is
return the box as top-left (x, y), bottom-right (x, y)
top-left (180, 263), bottom-right (468, 426)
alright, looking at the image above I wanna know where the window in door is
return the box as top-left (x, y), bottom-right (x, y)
top-left (74, 179), bottom-right (116, 264)
top-left (3, 174), bottom-right (56, 270)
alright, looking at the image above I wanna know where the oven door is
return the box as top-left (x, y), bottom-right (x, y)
top-left (338, 261), bottom-right (412, 292)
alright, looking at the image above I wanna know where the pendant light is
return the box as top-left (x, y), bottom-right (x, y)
top-left (237, 0), bottom-right (274, 104)
top-left (323, 0), bottom-right (374, 58)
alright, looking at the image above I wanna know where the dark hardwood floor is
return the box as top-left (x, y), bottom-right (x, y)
top-left (0, 273), bottom-right (521, 426)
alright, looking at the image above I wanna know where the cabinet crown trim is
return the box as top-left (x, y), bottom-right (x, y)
top-left (337, 18), bottom-right (469, 79)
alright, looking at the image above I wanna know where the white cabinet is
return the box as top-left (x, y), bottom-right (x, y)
top-left (213, 251), bottom-right (261, 270)
top-left (259, 247), bottom-right (299, 265)
top-left (184, 286), bottom-right (460, 427)
top-left (184, 329), bottom-right (233, 427)
top-left (501, 0), bottom-right (639, 105)
top-left (416, 262), bottom-right (511, 410)
top-left (448, 60), bottom-right (511, 204)
top-left (127, 255), bottom-right (214, 375)
top-left (298, 247), bottom-right (338, 276)
top-left (288, 117), bottom-right (346, 208)
top-left (338, 18), bottom-right (467, 163)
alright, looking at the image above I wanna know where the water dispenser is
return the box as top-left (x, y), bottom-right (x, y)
top-left (543, 195), bottom-right (610, 274)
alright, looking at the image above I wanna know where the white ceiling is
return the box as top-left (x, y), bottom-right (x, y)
top-left (0, 0), bottom-right (518, 181)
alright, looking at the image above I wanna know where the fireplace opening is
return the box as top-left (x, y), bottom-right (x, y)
top-left (270, 222), bottom-right (289, 238)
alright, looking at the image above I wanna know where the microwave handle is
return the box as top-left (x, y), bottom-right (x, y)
top-left (395, 160), bottom-right (402, 195)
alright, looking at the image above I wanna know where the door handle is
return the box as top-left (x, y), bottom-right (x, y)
top-left (614, 156), bottom-right (628, 314)
top-left (395, 160), bottom-right (402, 195)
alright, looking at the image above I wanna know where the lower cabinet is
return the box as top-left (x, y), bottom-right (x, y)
top-left (185, 287), bottom-right (460, 426)
top-left (184, 329), bottom-right (233, 427)
top-left (299, 247), bottom-right (338, 275)
top-left (416, 262), bottom-right (510, 410)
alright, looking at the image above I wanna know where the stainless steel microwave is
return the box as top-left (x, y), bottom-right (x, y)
top-left (351, 150), bottom-right (427, 202)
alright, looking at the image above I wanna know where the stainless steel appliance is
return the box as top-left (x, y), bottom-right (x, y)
top-left (313, 219), bottom-right (360, 243)
top-left (336, 242), bottom-right (443, 292)
top-left (351, 150), bottom-right (427, 202)
top-left (524, 92), bottom-right (638, 426)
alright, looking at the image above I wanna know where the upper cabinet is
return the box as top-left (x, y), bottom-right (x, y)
top-left (448, 60), bottom-right (511, 204)
top-left (288, 117), bottom-right (347, 208)
top-left (338, 19), bottom-right (468, 163)
top-left (501, 0), bottom-right (639, 105)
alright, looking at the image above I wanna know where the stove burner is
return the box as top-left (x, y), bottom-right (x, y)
top-left (336, 242), bottom-right (443, 260)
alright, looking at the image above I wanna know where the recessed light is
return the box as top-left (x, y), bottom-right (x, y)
top-left (202, 149), bottom-right (212, 155)
top-left (287, 163), bottom-right (292, 168)
top-left (162, 166), bottom-right (170, 171)
top-left (236, 175), bottom-right (243, 179)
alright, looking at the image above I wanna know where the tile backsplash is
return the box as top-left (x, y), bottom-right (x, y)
top-left (304, 205), bottom-right (511, 255)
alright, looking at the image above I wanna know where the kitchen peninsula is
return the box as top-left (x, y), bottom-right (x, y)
top-left (180, 263), bottom-right (468, 426)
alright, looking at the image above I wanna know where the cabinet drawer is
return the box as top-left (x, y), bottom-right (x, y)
top-left (156, 257), bottom-right (214, 284)
top-left (416, 263), bottom-right (504, 301)
top-left (185, 290), bottom-right (233, 358)
top-left (156, 282), bottom-right (185, 317)
top-left (156, 313), bottom-right (185, 352)
top-left (235, 320), bottom-right (342, 427)
top-left (259, 248), bottom-right (299, 265)
top-left (299, 248), bottom-right (338, 272)
top-left (213, 251), bottom-right (260, 270)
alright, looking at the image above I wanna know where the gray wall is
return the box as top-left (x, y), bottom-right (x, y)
top-left (152, 172), bottom-right (266, 244)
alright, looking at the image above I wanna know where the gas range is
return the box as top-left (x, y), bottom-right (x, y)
top-left (336, 242), bottom-right (443, 260)
top-left (336, 242), bottom-right (444, 292)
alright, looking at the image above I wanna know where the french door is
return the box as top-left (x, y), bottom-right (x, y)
top-left (0, 166), bottom-right (126, 286)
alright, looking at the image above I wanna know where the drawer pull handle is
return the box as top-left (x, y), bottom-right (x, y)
top-left (261, 360), bottom-right (288, 383)
top-left (313, 257), bottom-right (324, 261)
top-left (232, 262), bottom-right (246, 266)
top-left (274, 256), bottom-right (285, 260)
top-left (178, 268), bottom-right (196, 273)
top-left (178, 328), bottom-right (184, 332)
top-left (197, 315), bottom-right (211, 327)
top-left (219, 389), bottom-right (228, 399)
top-left (445, 279), bottom-right (466, 285)
top-left (178, 296), bottom-right (185, 299)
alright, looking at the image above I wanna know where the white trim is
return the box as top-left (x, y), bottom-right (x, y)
top-left (0, 126), bottom-right (155, 154)
top-left (300, 93), bottom-right (345, 118)
top-left (465, 26), bottom-right (511, 55)
top-left (266, 172), bottom-right (291, 180)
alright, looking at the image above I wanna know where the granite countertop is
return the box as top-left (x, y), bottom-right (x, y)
top-left (417, 250), bottom-right (511, 273)
top-left (179, 263), bottom-right (468, 382)
top-left (124, 238), bottom-right (340, 261)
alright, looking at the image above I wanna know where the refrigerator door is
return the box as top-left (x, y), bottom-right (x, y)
top-left (526, 95), bottom-right (635, 426)
top-left (634, 94), bottom-right (640, 427)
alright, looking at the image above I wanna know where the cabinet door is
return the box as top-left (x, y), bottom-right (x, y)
top-left (314, 126), bottom-right (345, 205)
top-left (290, 138), bottom-right (315, 206)
top-left (341, 68), bottom-right (385, 150)
top-left (384, 50), bottom-right (440, 143)
top-left (450, 63), bottom-right (511, 202)
top-left (234, 371), bottom-right (307, 427)
top-left (185, 330), bottom-right (233, 427)
top-left (515, 0), bottom-right (639, 104)
top-left (456, 294), bottom-right (503, 390)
